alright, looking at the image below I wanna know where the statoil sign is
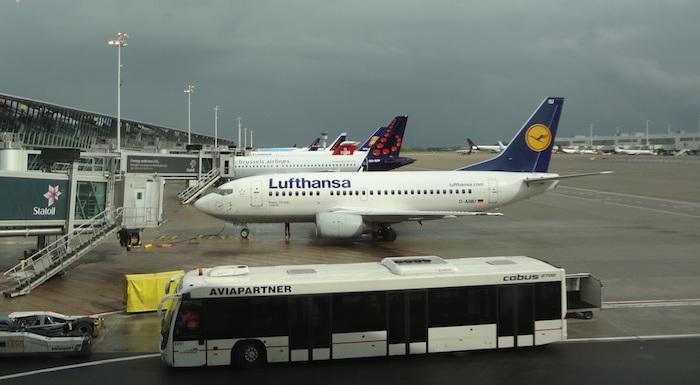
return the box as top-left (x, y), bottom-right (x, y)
top-left (0, 176), bottom-right (68, 222)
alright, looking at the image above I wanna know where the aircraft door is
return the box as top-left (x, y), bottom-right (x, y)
top-left (251, 181), bottom-right (263, 207)
top-left (134, 188), bottom-right (146, 224)
top-left (488, 179), bottom-right (498, 204)
top-left (497, 284), bottom-right (534, 348)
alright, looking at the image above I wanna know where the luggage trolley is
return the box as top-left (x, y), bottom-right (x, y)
top-left (566, 273), bottom-right (602, 319)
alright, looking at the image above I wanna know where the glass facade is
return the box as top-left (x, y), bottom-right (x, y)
top-left (1, 93), bottom-right (233, 150)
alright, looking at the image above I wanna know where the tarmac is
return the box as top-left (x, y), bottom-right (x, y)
top-left (2, 152), bottom-right (700, 353)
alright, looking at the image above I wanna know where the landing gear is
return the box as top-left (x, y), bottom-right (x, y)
top-left (240, 227), bottom-right (250, 239)
top-left (378, 226), bottom-right (397, 242)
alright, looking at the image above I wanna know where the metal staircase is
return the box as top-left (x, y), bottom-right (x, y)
top-left (3, 207), bottom-right (123, 298)
top-left (178, 167), bottom-right (221, 204)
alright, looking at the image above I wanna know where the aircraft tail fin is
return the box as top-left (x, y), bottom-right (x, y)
top-left (467, 138), bottom-right (481, 152)
top-left (332, 142), bottom-right (358, 155)
top-left (328, 133), bottom-right (347, 152)
top-left (459, 97), bottom-right (564, 173)
top-left (360, 116), bottom-right (408, 158)
top-left (308, 137), bottom-right (321, 149)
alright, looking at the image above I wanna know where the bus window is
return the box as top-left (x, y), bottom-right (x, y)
top-left (535, 282), bottom-right (562, 320)
top-left (333, 293), bottom-right (385, 332)
top-left (174, 299), bottom-right (203, 341)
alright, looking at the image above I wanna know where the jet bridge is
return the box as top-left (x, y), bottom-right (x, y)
top-left (1, 148), bottom-right (166, 296)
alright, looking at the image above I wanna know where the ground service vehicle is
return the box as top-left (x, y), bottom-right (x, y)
top-left (0, 311), bottom-right (104, 337)
top-left (158, 256), bottom-right (567, 368)
top-left (0, 330), bottom-right (91, 356)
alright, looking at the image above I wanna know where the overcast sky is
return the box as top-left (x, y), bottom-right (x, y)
top-left (2, 1), bottom-right (700, 148)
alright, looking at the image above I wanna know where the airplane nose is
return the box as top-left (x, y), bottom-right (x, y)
top-left (193, 195), bottom-right (208, 213)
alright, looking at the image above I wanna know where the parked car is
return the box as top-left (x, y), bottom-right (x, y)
top-left (0, 311), bottom-right (105, 337)
top-left (0, 330), bottom-right (91, 356)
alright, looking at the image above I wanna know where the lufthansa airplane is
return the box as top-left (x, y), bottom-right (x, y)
top-left (195, 97), bottom-right (611, 240)
top-left (228, 116), bottom-right (414, 179)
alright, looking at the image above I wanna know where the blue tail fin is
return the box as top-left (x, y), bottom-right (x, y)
top-left (460, 97), bottom-right (564, 173)
top-left (358, 116), bottom-right (414, 171)
top-left (358, 116), bottom-right (407, 153)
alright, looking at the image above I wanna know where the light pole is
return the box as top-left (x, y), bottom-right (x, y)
top-left (184, 85), bottom-right (195, 144)
top-left (213, 106), bottom-right (219, 148)
top-left (645, 119), bottom-right (650, 148)
top-left (237, 117), bottom-right (242, 155)
top-left (108, 32), bottom-right (128, 152)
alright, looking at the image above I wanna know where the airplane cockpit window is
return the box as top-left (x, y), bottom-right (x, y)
top-left (216, 188), bottom-right (233, 196)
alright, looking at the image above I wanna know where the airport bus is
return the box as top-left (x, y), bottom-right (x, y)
top-left (157, 255), bottom-right (567, 368)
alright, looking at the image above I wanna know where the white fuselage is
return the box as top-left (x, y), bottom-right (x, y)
top-left (195, 170), bottom-right (559, 223)
top-left (231, 152), bottom-right (366, 179)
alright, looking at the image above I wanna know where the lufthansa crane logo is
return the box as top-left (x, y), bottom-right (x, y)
top-left (525, 124), bottom-right (552, 152)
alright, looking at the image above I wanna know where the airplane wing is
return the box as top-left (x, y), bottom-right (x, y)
top-left (328, 207), bottom-right (503, 224)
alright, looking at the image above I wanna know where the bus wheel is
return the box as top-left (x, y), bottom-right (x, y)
top-left (233, 340), bottom-right (266, 369)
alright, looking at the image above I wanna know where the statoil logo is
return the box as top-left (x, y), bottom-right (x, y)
top-left (33, 185), bottom-right (60, 216)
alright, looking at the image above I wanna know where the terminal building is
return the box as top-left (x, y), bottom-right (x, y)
top-left (0, 92), bottom-right (236, 297)
top-left (555, 130), bottom-right (700, 155)
top-left (1, 93), bottom-right (233, 151)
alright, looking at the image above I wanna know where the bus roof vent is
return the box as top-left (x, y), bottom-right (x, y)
top-left (381, 256), bottom-right (457, 275)
top-left (207, 265), bottom-right (249, 277)
top-left (487, 259), bottom-right (516, 265)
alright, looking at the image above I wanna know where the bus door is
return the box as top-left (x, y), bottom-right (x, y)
top-left (387, 290), bottom-right (427, 356)
top-left (250, 181), bottom-right (263, 207)
top-left (497, 284), bottom-right (534, 348)
top-left (289, 295), bottom-right (331, 362)
top-left (172, 300), bottom-right (206, 367)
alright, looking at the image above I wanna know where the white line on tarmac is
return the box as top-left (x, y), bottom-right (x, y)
top-left (0, 353), bottom-right (160, 381)
top-left (602, 299), bottom-right (700, 308)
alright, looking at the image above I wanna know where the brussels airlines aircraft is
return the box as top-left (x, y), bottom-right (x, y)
top-left (229, 116), bottom-right (413, 179)
top-left (195, 97), bottom-right (611, 240)
top-left (252, 132), bottom-right (347, 154)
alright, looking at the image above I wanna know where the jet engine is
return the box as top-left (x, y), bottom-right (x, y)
top-left (315, 212), bottom-right (364, 238)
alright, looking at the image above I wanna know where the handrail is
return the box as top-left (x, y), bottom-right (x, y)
top-left (3, 207), bottom-right (123, 285)
top-left (178, 168), bottom-right (220, 199)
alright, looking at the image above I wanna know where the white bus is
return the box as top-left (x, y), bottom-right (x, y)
top-left (158, 256), bottom-right (567, 368)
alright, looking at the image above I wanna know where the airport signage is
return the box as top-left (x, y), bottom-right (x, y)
top-left (0, 176), bottom-right (68, 222)
top-left (126, 155), bottom-right (213, 174)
